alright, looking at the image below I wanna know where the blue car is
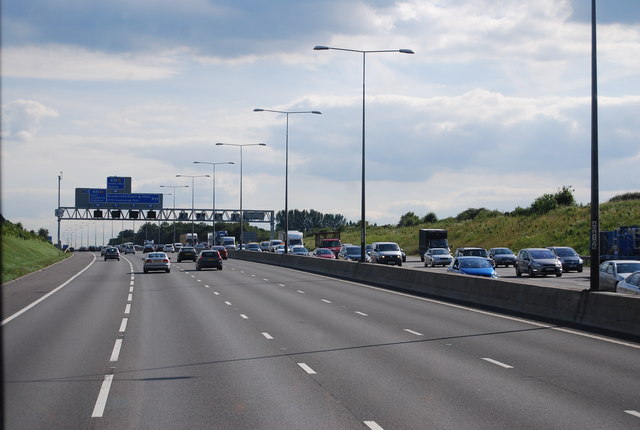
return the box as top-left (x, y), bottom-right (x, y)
top-left (448, 256), bottom-right (498, 278)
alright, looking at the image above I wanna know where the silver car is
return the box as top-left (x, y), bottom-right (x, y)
top-left (143, 252), bottom-right (171, 273)
top-left (599, 260), bottom-right (640, 291)
top-left (423, 248), bottom-right (453, 267)
top-left (488, 247), bottom-right (517, 267)
top-left (616, 271), bottom-right (640, 295)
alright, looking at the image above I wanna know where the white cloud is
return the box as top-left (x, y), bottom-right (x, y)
top-left (1, 99), bottom-right (60, 141)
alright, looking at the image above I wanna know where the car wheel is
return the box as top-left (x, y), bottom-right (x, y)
top-left (431, 261), bottom-right (435, 267)
top-left (219, 266), bottom-right (223, 270)
top-left (196, 266), bottom-right (201, 271)
top-left (166, 269), bottom-right (170, 273)
top-left (144, 269), bottom-right (148, 274)
top-left (104, 258), bottom-right (107, 261)
top-left (177, 259), bottom-right (181, 263)
top-left (578, 267), bottom-right (583, 273)
top-left (528, 267), bottom-right (534, 277)
top-left (556, 272), bottom-right (562, 277)
top-left (398, 262), bottom-right (402, 267)
top-left (515, 266), bottom-right (521, 277)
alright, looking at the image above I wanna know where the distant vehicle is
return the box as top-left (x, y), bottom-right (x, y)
top-left (370, 242), bottom-right (403, 266)
top-left (423, 248), bottom-right (453, 267)
top-left (546, 246), bottom-right (583, 272)
top-left (313, 248), bottom-right (336, 259)
top-left (196, 250), bottom-right (223, 271)
top-left (245, 243), bottom-right (262, 252)
top-left (454, 247), bottom-right (494, 267)
top-left (419, 229), bottom-right (449, 262)
top-left (314, 231), bottom-right (342, 256)
top-left (338, 245), bottom-right (371, 262)
top-left (278, 230), bottom-right (304, 248)
top-left (515, 248), bottom-right (562, 278)
top-left (268, 239), bottom-right (283, 252)
top-left (211, 245), bottom-right (228, 260)
top-left (259, 241), bottom-right (271, 252)
top-left (177, 247), bottom-right (197, 262)
top-left (173, 243), bottom-right (183, 252)
top-left (194, 243), bottom-right (206, 253)
top-left (291, 246), bottom-right (311, 256)
top-left (103, 247), bottom-right (120, 261)
top-left (221, 236), bottom-right (236, 250)
top-left (142, 244), bottom-right (155, 253)
top-left (488, 248), bottom-right (517, 267)
top-left (274, 245), bottom-right (291, 254)
top-left (616, 271), bottom-right (640, 295)
top-left (162, 244), bottom-right (175, 253)
top-left (448, 256), bottom-right (497, 278)
top-left (599, 260), bottom-right (640, 291)
top-left (154, 244), bottom-right (165, 252)
top-left (123, 245), bottom-right (135, 254)
top-left (143, 252), bottom-right (171, 273)
top-left (180, 233), bottom-right (198, 246)
top-left (100, 246), bottom-right (109, 256)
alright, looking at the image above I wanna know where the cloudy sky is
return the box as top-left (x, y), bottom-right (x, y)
top-left (2, 0), bottom-right (639, 243)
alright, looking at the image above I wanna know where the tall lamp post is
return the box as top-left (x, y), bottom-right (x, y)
top-left (160, 185), bottom-right (189, 245)
top-left (193, 161), bottom-right (235, 242)
top-left (314, 45), bottom-right (414, 262)
top-left (253, 108), bottom-right (321, 254)
top-left (589, 0), bottom-right (600, 291)
top-left (215, 142), bottom-right (267, 249)
top-left (176, 175), bottom-right (210, 244)
top-left (57, 171), bottom-right (63, 249)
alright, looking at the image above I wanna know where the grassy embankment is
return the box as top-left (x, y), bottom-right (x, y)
top-left (1, 221), bottom-right (70, 283)
top-left (334, 199), bottom-right (640, 258)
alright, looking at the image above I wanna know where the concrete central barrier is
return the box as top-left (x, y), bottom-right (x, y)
top-left (229, 250), bottom-right (640, 339)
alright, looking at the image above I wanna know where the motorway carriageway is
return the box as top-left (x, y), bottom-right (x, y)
top-left (2, 252), bottom-right (640, 429)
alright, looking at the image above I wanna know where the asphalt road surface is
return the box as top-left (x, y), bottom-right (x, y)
top-left (3, 252), bottom-right (639, 429)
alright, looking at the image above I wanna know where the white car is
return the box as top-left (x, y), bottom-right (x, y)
top-left (617, 271), bottom-right (640, 295)
top-left (162, 244), bottom-right (175, 253)
top-left (143, 252), bottom-right (171, 273)
top-left (424, 248), bottom-right (453, 267)
top-left (599, 260), bottom-right (640, 290)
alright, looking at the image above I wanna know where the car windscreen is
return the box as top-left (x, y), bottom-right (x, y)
top-left (463, 249), bottom-right (487, 257)
top-left (460, 258), bottom-right (492, 268)
top-left (493, 249), bottom-right (511, 255)
top-left (323, 240), bottom-right (340, 247)
top-left (200, 252), bottom-right (217, 257)
top-left (617, 263), bottom-right (640, 273)
top-left (346, 246), bottom-right (361, 255)
top-left (379, 244), bottom-right (399, 251)
top-left (432, 249), bottom-right (448, 255)
top-left (555, 248), bottom-right (577, 257)
top-left (530, 250), bottom-right (556, 259)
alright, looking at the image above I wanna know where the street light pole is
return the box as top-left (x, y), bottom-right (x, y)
top-left (215, 142), bottom-right (267, 249)
top-left (253, 108), bottom-right (321, 253)
top-left (160, 185), bottom-right (189, 244)
top-left (57, 171), bottom-right (63, 249)
top-left (589, 0), bottom-right (600, 291)
top-left (193, 161), bottom-right (235, 244)
top-left (176, 175), bottom-right (210, 245)
top-left (314, 45), bottom-right (414, 262)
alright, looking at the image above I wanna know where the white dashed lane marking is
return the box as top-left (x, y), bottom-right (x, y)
top-left (482, 358), bottom-right (513, 369)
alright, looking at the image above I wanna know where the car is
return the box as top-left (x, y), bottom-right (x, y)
top-left (268, 240), bottom-right (283, 252)
top-left (177, 247), bottom-right (197, 262)
top-left (194, 243), bottom-right (206, 253)
top-left (370, 242), bottom-right (403, 266)
top-left (454, 247), bottom-right (494, 266)
top-left (173, 243), bottom-right (183, 252)
top-left (546, 246), bottom-right (583, 272)
top-left (100, 245), bottom-right (109, 256)
top-left (423, 248), bottom-right (453, 267)
top-left (488, 247), bottom-right (517, 267)
top-left (599, 260), bottom-right (640, 291)
top-left (259, 241), bottom-right (271, 252)
top-left (515, 248), bottom-right (562, 277)
top-left (196, 250), bottom-right (223, 271)
top-left (274, 245), bottom-right (291, 254)
top-left (245, 242), bottom-right (262, 252)
top-left (616, 271), bottom-right (640, 295)
top-left (162, 244), bottom-right (175, 253)
top-left (447, 256), bottom-right (498, 278)
top-left (291, 246), bottom-right (311, 256)
top-left (103, 247), bottom-right (120, 261)
top-left (123, 245), bottom-right (135, 254)
top-left (154, 244), bottom-right (165, 252)
top-left (142, 244), bottom-right (155, 253)
top-left (338, 245), bottom-right (371, 262)
top-left (211, 245), bottom-right (228, 260)
top-left (313, 248), bottom-right (336, 259)
top-left (143, 252), bottom-right (171, 273)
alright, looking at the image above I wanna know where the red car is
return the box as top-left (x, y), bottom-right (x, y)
top-left (313, 248), bottom-right (336, 259)
top-left (211, 245), bottom-right (228, 260)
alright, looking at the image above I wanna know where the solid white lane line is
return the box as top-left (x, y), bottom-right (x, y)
top-left (403, 329), bottom-right (424, 336)
top-left (124, 304), bottom-right (131, 315)
top-left (110, 339), bottom-right (123, 362)
top-left (119, 318), bottom-right (128, 333)
top-left (624, 410), bottom-right (640, 418)
top-left (355, 311), bottom-right (368, 316)
top-left (240, 314), bottom-right (249, 319)
top-left (321, 299), bottom-right (332, 304)
top-left (127, 294), bottom-right (133, 302)
top-left (364, 421), bottom-right (385, 430)
top-left (225, 301), bottom-right (232, 306)
top-left (297, 290), bottom-right (305, 294)
top-left (262, 332), bottom-right (274, 339)
top-left (2, 254), bottom-right (97, 325)
top-left (91, 375), bottom-right (114, 418)
top-left (482, 357), bottom-right (514, 369)
top-left (297, 363), bottom-right (317, 374)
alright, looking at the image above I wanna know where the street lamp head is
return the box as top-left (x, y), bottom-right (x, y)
top-left (314, 45), bottom-right (329, 50)
top-left (258, 143), bottom-right (267, 146)
top-left (215, 142), bottom-right (224, 146)
top-left (399, 49), bottom-right (415, 54)
top-left (253, 108), bottom-right (264, 112)
top-left (311, 111), bottom-right (322, 114)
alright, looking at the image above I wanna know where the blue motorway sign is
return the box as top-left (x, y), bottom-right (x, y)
top-left (75, 188), bottom-right (162, 209)
top-left (107, 176), bottom-right (130, 192)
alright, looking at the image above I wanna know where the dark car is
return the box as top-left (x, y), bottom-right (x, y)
top-left (546, 246), bottom-right (583, 272)
top-left (103, 247), bottom-right (120, 261)
top-left (515, 248), bottom-right (562, 277)
top-left (196, 250), bottom-right (223, 271)
top-left (488, 247), bottom-right (517, 267)
top-left (177, 246), bottom-right (197, 262)
top-left (143, 244), bottom-right (155, 253)
top-left (370, 242), bottom-right (403, 266)
top-left (211, 245), bottom-right (228, 260)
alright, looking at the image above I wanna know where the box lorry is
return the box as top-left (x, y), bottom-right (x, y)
top-left (278, 230), bottom-right (304, 248)
top-left (419, 229), bottom-right (449, 261)
top-left (314, 231), bottom-right (342, 256)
